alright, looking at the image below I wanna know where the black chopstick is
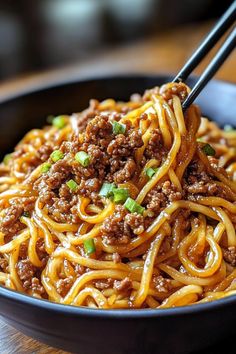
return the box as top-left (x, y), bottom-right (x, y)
top-left (173, 1), bottom-right (236, 83)
top-left (182, 27), bottom-right (236, 112)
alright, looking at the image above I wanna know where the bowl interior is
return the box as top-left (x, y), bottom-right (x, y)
top-left (0, 74), bottom-right (235, 157)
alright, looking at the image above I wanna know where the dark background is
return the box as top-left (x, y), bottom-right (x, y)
top-left (0, 0), bottom-right (232, 81)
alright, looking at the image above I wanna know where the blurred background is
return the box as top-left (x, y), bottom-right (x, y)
top-left (0, 0), bottom-right (234, 83)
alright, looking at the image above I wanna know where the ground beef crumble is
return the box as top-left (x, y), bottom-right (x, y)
top-left (152, 275), bottom-right (172, 293)
top-left (56, 276), bottom-right (74, 297)
top-left (144, 181), bottom-right (182, 214)
top-left (222, 246), bottom-right (236, 266)
top-left (16, 259), bottom-right (36, 289)
top-left (183, 159), bottom-right (229, 200)
top-left (94, 278), bottom-right (114, 290)
top-left (0, 256), bottom-right (8, 272)
top-left (0, 204), bottom-right (25, 242)
top-left (113, 277), bottom-right (132, 293)
top-left (160, 83), bottom-right (188, 103)
top-left (143, 128), bottom-right (166, 165)
top-left (100, 206), bottom-right (144, 245)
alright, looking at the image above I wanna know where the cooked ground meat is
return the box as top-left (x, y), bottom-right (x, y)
top-left (56, 276), bottom-right (74, 297)
top-left (160, 83), bottom-right (188, 103)
top-left (1, 204), bottom-right (23, 228)
top-left (31, 277), bottom-right (46, 296)
top-left (94, 278), bottom-right (114, 290)
top-left (100, 206), bottom-right (130, 245)
top-left (36, 238), bottom-right (48, 265)
top-left (16, 259), bottom-right (36, 289)
top-left (222, 246), bottom-right (236, 266)
top-left (113, 158), bottom-right (137, 184)
top-left (37, 144), bottom-right (53, 162)
top-left (113, 277), bottom-right (132, 293)
top-left (46, 159), bottom-right (71, 190)
top-left (20, 196), bottom-right (37, 212)
top-left (19, 243), bottom-right (28, 259)
top-left (78, 178), bottom-right (101, 201)
top-left (124, 213), bottom-right (144, 235)
top-left (0, 204), bottom-right (25, 242)
top-left (143, 128), bottom-right (166, 163)
top-left (152, 275), bottom-right (172, 293)
top-left (0, 256), bottom-right (8, 272)
top-left (107, 131), bottom-right (143, 157)
top-left (47, 193), bottom-right (80, 224)
top-left (144, 181), bottom-right (182, 214)
top-left (186, 181), bottom-right (226, 199)
top-left (74, 264), bottom-right (86, 275)
top-left (85, 114), bottom-right (113, 145)
top-left (184, 159), bottom-right (228, 200)
top-left (100, 206), bottom-right (145, 245)
top-left (59, 184), bottom-right (71, 199)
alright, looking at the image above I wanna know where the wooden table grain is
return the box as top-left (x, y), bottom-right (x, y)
top-left (0, 22), bottom-right (235, 354)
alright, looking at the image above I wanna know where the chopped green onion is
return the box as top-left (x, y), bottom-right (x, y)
top-left (52, 115), bottom-right (66, 129)
top-left (224, 124), bottom-right (234, 132)
top-left (75, 151), bottom-right (90, 167)
top-left (113, 188), bottom-right (129, 204)
top-left (112, 121), bottom-right (126, 135)
top-left (50, 150), bottom-right (64, 162)
top-left (201, 143), bottom-right (216, 156)
top-left (41, 162), bottom-right (51, 173)
top-left (99, 183), bottom-right (116, 197)
top-left (66, 179), bottom-right (78, 192)
top-left (124, 197), bottom-right (145, 215)
top-left (145, 167), bottom-right (158, 179)
top-left (22, 211), bottom-right (30, 218)
top-left (83, 238), bottom-right (96, 255)
top-left (3, 153), bottom-right (12, 165)
top-left (197, 137), bottom-right (204, 142)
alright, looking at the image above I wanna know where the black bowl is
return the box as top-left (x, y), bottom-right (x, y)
top-left (0, 74), bottom-right (235, 354)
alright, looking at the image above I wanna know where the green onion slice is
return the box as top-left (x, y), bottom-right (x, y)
top-left (75, 151), bottom-right (90, 167)
top-left (41, 162), bottom-right (51, 173)
top-left (83, 238), bottom-right (96, 255)
top-left (112, 121), bottom-right (126, 135)
top-left (201, 143), bottom-right (216, 156)
top-left (50, 150), bottom-right (64, 162)
top-left (99, 183), bottom-right (116, 197)
top-left (124, 197), bottom-right (145, 215)
top-left (66, 179), bottom-right (78, 192)
top-left (3, 153), bottom-right (12, 166)
top-left (145, 167), bottom-right (158, 179)
top-left (113, 188), bottom-right (129, 203)
top-left (52, 115), bottom-right (66, 129)
top-left (22, 211), bottom-right (30, 218)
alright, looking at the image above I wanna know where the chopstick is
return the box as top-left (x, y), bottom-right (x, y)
top-left (173, 1), bottom-right (236, 83)
top-left (182, 27), bottom-right (236, 111)
top-left (172, 1), bottom-right (236, 111)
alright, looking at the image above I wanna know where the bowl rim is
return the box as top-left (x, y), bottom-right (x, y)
top-left (0, 72), bottom-right (235, 105)
top-left (1, 284), bottom-right (236, 318)
top-left (0, 73), bottom-right (236, 318)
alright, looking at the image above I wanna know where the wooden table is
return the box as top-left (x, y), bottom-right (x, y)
top-left (0, 21), bottom-right (235, 354)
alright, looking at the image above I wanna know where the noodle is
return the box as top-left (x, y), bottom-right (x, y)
top-left (0, 81), bottom-right (236, 309)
